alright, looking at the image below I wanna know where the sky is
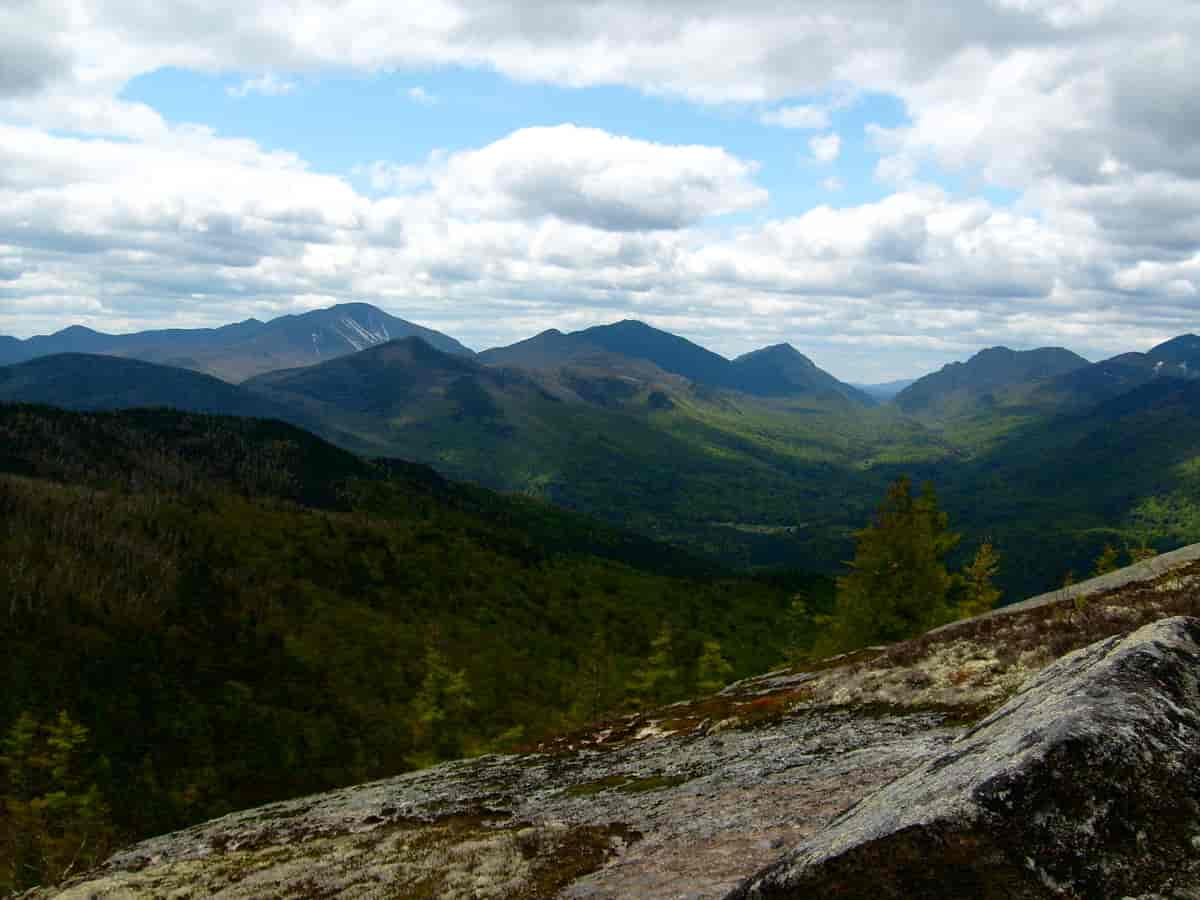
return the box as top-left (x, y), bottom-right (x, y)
top-left (0, 1), bottom-right (1198, 381)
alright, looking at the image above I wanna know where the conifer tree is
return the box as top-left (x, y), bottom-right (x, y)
top-left (959, 542), bottom-right (1002, 618)
top-left (829, 477), bottom-right (959, 650)
top-left (626, 624), bottom-right (680, 708)
top-left (408, 642), bottom-right (473, 766)
top-left (695, 641), bottom-right (734, 695)
top-left (0, 712), bottom-right (114, 892)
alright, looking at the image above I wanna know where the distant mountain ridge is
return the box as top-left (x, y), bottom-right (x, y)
top-left (0, 303), bottom-right (474, 382)
top-left (895, 345), bottom-right (1091, 416)
top-left (1026, 334), bottom-right (1200, 411)
top-left (852, 378), bottom-right (917, 401)
top-left (0, 353), bottom-right (294, 421)
top-left (482, 320), bottom-right (872, 405)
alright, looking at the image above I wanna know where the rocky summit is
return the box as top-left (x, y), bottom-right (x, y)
top-left (46, 554), bottom-right (1200, 899)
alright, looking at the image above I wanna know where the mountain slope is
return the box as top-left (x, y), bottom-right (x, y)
top-left (895, 345), bottom-right (1090, 417)
top-left (41, 562), bottom-right (1200, 900)
top-left (482, 320), bottom-right (871, 405)
top-left (730, 344), bottom-right (875, 405)
top-left (0, 403), bottom-right (800, 887)
top-left (1026, 333), bottom-right (1200, 411)
top-left (938, 376), bottom-right (1200, 595)
top-left (243, 336), bottom-right (953, 571)
top-left (0, 302), bottom-right (472, 382)
top-left (0, 354), bottom-right (296, 421)
top-left (852, 377), bottom-right (916, 400)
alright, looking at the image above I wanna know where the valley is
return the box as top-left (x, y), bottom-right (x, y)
top-left (4, 304), bottom-right (1200, 895)
top-left (4, 303), bottom-right (1199, 598)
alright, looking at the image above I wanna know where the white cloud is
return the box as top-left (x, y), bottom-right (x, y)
top-left (431, 125), bottom-right (766, 231)
top-left (822, 176), bottom-right (843, 192)
top-left (227, 73), bottom-right (297, 98)
top-left (3, 115), bottom-right (1186, 381)
top-left (760, 104), bottom-right (829, 130)
top-left (1, 0), bottom-right (1200, 378)
top-left (355, 160), bottom-right (434, 194)
top-left (808, 132), bottom-right (841, 164)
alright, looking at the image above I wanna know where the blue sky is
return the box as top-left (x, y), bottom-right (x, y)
top-left (1, 1), bottom-right (1196, 380)
top-left (122, 67), bottom-right (921, 219)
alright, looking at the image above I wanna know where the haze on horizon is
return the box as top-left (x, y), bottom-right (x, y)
top-left (0, 1), bottom-right (1197, 381)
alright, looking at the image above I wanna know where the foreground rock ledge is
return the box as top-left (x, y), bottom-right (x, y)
top-left (727, 616), bottom-right (1200, 900)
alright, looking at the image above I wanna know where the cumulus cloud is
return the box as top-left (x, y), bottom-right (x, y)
top-left (808, 133), bottom-right (841, 164)
top-left (2, 0), bottom-right (1200, 378)
top-left (0, 112), bottom-right (1176, 381)
top-left (430, 125), bottom-right (766, 230)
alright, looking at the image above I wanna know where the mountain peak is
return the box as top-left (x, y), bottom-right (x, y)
top-left (737, 342), bottom-right (804, 360)
top-left (730, 342), bottom-right (871, 404)
top-left (1148, 333), bottom-right (1200, 366)
top-left (896, 345), bottom-right (1091, 416)
top-left (55, 324), bottom-right (104, 337)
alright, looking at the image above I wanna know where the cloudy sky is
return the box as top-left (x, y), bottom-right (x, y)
top-left (1, 0), bottom-right (1197, 379)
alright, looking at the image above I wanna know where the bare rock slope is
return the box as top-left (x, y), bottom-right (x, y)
top-left (729, 616), bottom-right (1200, 899)
top-left (46, 552), bottom-right (1200, 899)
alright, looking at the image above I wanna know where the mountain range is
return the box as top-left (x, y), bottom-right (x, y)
top-left (3, 303), bottom-right (1200, 597)
top-left (0, 303), bottom-right (473, 382)
top-left (6, 303), bottom-right (1200, 895)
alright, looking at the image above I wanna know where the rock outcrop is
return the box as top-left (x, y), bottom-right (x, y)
top-left (43, 553), bottom-right (1200, 899)
top-left (729, 617), bottom-right (1200, 899)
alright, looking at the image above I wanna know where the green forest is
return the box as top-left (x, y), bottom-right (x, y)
top-left (0, 397), bottom-right (1185, 892)
top-left (0, 404), bottom-right (826, 891)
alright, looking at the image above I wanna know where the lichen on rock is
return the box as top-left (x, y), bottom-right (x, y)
top-left (727, 617), bottom-right (1200, 899)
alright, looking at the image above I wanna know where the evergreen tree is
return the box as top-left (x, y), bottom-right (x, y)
top-left (695, 641), bottom-right (734, 695)
top-left (829, 477), bottom-right (959, 650)
top-left (0, 712), bottom-right (115, 892)
top-left (958, 542), bottom-right (1002, 618)
top-left (625, 624), bottom-right (680, 708)
top-left (408, 642), bottom-right (474, 767)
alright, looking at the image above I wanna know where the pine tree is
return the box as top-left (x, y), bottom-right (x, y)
top-left (958, 542), bottom-right (1002, 618)
top-left (829, 477), bottom-right (959, 650)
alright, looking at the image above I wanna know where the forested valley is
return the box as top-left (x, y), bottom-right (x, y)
top-left (0, 405), bottom-right (825, 891)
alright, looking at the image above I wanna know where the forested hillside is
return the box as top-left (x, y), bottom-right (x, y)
top-left (0, 404), bottom-right (821, 891)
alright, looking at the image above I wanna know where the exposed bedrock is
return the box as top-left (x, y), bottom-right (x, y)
top-left (727, 616), bottom-right (1200, 900)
